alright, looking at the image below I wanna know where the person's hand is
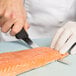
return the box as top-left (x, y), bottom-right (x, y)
top-left (50, 21), bottom-right (76, 55)
top-left (0, 0), bottom-right (29, 36)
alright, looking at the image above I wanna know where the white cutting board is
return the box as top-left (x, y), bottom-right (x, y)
top-left (0, 38), bottom-right (76, 76)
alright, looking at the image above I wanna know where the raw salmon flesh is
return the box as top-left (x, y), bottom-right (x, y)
top-left (0, 47), bottom-right (68, 76)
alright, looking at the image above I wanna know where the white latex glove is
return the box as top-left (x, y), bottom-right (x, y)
top-left (50, 21), bottom-right (76, 55)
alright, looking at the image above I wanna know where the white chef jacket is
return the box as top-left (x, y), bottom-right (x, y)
top-left (0, 0), bottom-right (76, 41)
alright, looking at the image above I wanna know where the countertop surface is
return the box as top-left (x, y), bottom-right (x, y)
top-left (0, 38), bottom-right (76, 76)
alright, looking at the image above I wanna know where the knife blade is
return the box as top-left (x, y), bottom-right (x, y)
top-left (15, 29), bottom-right (70, 65)
top-left (15, 28), bottom-right (39, 48)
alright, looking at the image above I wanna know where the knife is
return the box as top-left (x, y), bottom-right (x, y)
top-left (15, 28), bottom-right (39, 48)
top-left (15, 28), bottom-right (70, 65)
top-left (57, 43), bottom-right (76, 65)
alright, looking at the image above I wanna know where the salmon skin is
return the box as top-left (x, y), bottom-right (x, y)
top-left (0, 47), bottom-right (68, 76)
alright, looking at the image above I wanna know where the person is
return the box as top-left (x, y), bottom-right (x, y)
top-left (0, 0), bottom-right (76, 54)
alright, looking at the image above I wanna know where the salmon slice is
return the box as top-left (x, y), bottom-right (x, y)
top-left (0, 47), bottom-right (68, 76)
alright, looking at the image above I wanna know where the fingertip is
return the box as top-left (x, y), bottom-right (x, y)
top-left (10, 27), bottom-right (21, 36)
top-left (1, 26), bottom-right (8, 33)
top-left (1, 28), bottom-right (7, 33)
top-left (27, 24), bottom-right (30, 29)
top-left (24, 21), bottom-right (30, 31)
top-left (71, 47), bottom-right (76, 55)
top-left (10, 22), bottom-right (24, 36)
top-left (10, 30), bottom-right (17, 36)
top-left (60, 49), bottom-right (67, 54)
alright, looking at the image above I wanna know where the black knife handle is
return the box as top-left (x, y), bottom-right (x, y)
top-left (15, 28), bottom-right (28, 39)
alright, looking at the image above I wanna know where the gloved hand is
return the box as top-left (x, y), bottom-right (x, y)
top-left (0, 0), bottom-right (29, 36)
top-left (50, 21), bottom-right (76, 55)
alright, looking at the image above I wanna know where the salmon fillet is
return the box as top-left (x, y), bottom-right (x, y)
top-left (0, 47), bottom-right (68, 76)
